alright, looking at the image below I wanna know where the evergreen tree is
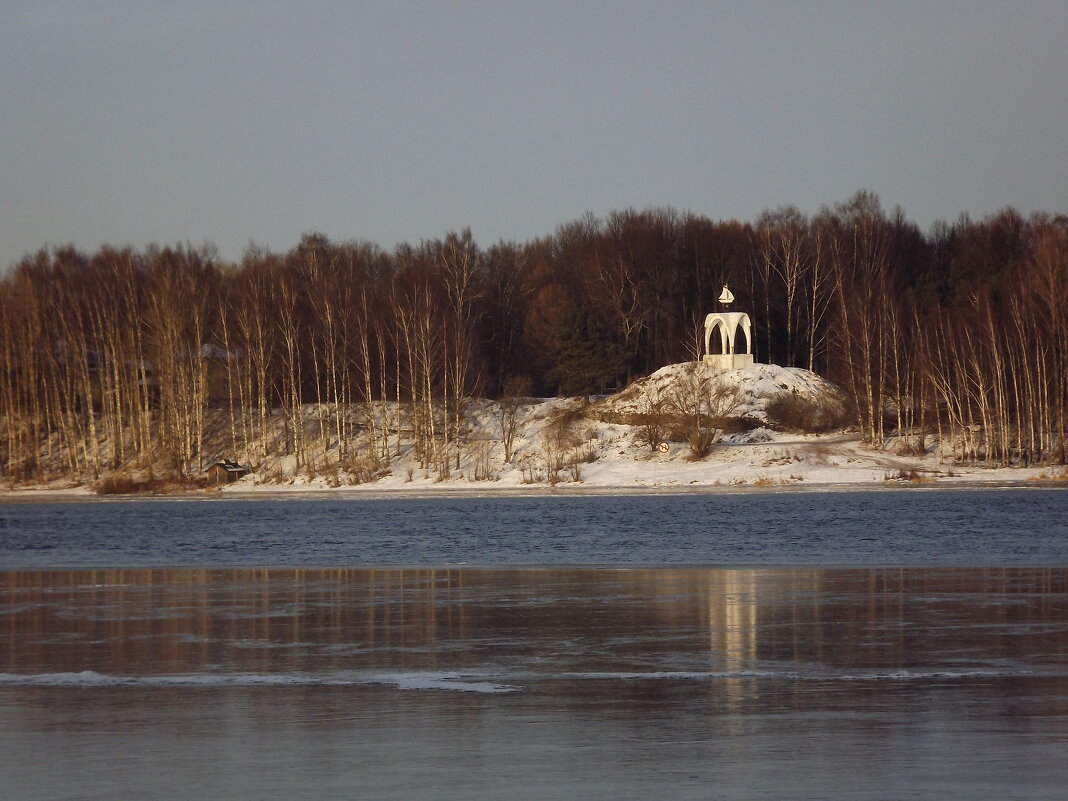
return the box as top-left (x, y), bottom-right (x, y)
top-left (546, 307), bottom-right (628, 398)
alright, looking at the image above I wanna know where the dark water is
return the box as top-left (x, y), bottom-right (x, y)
top-left (0, 488), bottom-right (1065, 567)
top-left (1, 490), bottom-right (1066, 800)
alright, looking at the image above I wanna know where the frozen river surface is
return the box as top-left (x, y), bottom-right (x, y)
top-left (1, 490), bottom-right (1066, 800)
top-left (2, 566), bottom-right (1067, 800)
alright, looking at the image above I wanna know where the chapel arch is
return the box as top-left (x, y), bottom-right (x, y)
top-left (734, 324), bottom-right (748, 356)
top-left (707, 319), bottom-right (728, 355)
top-left (702, 311), bottom-right (754, 370)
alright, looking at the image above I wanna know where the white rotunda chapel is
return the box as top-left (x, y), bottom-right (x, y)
top-left (703, 286), bottom-right (754, 370)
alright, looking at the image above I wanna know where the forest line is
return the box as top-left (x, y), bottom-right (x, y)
top-left (1, 190), bottom-right (1065, 483)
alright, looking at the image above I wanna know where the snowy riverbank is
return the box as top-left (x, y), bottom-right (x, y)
top-left (3, 363), bottom-right (1065, 501)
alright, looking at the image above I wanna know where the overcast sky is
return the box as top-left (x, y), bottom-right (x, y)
top-left (2, 1), bottom-right (1066, 269)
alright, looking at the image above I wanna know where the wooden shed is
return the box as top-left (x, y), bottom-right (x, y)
top-left (206, 460), bottom-right (248, 484)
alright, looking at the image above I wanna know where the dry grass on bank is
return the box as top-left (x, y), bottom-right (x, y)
top-left (92, 472), bottom-right (212, 495)
top-left (1027, 468), bottom-right (1068, 483)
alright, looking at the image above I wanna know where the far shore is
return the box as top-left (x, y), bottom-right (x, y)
top-left (4, 364), bottom-right (1065, 504)
top-left (3, 472), bottom-right (1065, 503)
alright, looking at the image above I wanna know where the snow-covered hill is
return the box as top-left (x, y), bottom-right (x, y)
top-left (594, 361), bottom-right (848, 423)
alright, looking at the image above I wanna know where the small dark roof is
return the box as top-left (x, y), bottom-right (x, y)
top-left (208, 460), bottom-right (247, 472)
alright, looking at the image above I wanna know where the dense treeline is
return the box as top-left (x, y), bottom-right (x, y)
top-left (1, 191), bottom-right (1065, 482)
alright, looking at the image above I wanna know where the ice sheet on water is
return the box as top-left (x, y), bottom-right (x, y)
top-left (0, 604), bottom-right (43, 616)
top-left (557, 667), bottom-right (1056, 681)
top-left (362, 672), bottom-right (521, 693)
top-left (0, 670), bottom-right (521, 693)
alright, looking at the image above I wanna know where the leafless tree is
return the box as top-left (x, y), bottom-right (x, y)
top-left (492, 375), bottom-right (532, 464)
top-left (665, 369), bottom-right (741, 458)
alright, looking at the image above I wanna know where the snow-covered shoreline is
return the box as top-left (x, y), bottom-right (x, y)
top-left (4, 363), bottom-right (1064, 501)
top-left (4, 434), bottom-right (1062, 503)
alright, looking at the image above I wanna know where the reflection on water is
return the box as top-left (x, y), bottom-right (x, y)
top-left (2, 567), bottom-right (1068, 800)
top-left (4, 567), bottom-right (1067, 678)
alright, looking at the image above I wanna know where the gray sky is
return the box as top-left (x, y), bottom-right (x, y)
top-left (2, 1), bottom-right (1066, 269)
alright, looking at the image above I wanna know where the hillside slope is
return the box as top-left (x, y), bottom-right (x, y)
top-left (594, 361), bottom-right (848, 424)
